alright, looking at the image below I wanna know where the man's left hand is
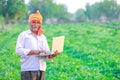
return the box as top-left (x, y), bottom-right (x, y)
top-left (48, 50), bottom-right (60, 58)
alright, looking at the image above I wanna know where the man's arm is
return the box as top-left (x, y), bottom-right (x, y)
top-left (28, 50), bottom-right (45, 55)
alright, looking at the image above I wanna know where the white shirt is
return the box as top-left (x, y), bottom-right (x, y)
top-left (16, 30), bottom-right (50, 71)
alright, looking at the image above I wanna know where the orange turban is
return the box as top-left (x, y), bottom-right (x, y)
top-left (28, 10), bottom-right (44, 35)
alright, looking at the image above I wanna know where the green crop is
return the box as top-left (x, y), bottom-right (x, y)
top-left (0, 22), bottom-right (120, 80)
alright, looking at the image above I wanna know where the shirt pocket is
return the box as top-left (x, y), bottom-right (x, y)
top-left (38, 39), bottom-right (44, 50)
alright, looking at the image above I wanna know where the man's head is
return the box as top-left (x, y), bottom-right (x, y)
top-left (28, 10), bottom-right (43, 35)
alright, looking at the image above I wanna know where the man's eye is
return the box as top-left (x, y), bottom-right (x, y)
top-left (37, 21), bottom-right (40, 24)
top-left (32, 21), bottom-right (35, 23)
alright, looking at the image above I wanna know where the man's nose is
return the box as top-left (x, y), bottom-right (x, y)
top-left (34, 22), bottom-right (39, 25)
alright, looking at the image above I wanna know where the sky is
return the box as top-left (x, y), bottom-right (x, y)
top-left (25, 0), bottom-right (120, 13)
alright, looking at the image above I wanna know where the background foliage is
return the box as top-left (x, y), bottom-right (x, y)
top-left (0, 0), bottom-right (120, 23)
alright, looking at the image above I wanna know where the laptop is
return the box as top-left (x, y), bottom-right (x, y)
top-left (39, 36), bottom-right (65, 56)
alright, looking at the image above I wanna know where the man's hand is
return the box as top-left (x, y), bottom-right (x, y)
top-left (28, 50), bottom-right (46, 55)
top-left (48, 50), bottom-right (60, 58)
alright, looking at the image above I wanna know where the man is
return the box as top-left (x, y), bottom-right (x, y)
top-left (16, 10), bottom-right (59, 80)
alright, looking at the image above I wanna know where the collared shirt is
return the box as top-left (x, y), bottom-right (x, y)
top-left (16, 30), bottom-right (50, 71)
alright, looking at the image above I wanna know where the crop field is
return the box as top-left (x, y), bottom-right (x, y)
top-left (0, 22), bottom-right (120, 80)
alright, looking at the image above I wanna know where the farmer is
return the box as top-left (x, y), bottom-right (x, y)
top-left (16, 10), bottom-right (60, 80)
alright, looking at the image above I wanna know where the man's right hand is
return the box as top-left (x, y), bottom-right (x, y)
top-left (28, 50), bottom-right (45, 55)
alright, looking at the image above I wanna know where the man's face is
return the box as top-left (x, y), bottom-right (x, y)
top-left (29, 18), bottom-right (41, 32)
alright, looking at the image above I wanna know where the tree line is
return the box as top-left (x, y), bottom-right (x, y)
top-left (0, 0), bottom-right (120, 24)
top-left (75, 0), bottom-right (120, 22)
